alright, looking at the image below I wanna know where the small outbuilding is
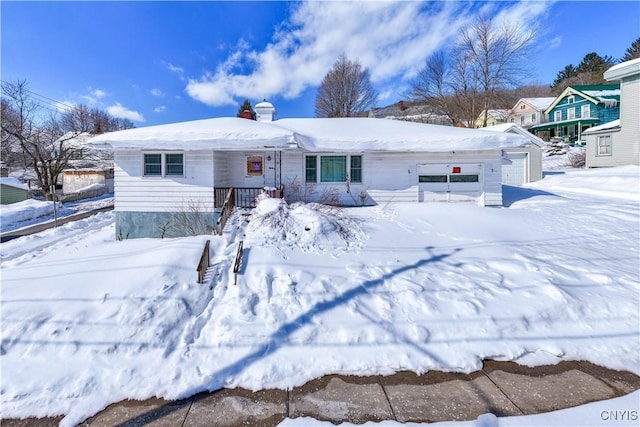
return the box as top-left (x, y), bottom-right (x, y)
top-left (480, 123), bottom-right (546, 185)
top-left (89, 112), bottom-right (528, 238)
top-left (0, 177), bottom-right (30, 205)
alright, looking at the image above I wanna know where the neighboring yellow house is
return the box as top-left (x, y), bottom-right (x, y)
top-left (475, 109), bottom-right (510, 128)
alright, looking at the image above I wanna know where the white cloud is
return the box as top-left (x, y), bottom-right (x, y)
top-left (107, 103), bottom-right (145, 122)
top-left (81, 88), bottom-right (108, 104)
top-left (154, 106), bottom-right (167, 113)
top-left (185, 1), bottom-right (554, 107)
top-left (150, 88), bottom-right (164, 97)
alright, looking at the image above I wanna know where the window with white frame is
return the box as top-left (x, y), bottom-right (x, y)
top-left (531, 113), bottom-right (536, 123)
top-left (568, 96), bottom-right (575, 104)
top-left (305, 155), bottom-right (362, 183)
top-left (520, 116), bottom-right (525, 125)
top-left (554, 111), bottom-right (562, 122)
top-left (581, 104), bottom-right (590, 118)
top-left (143, 152), bottom-right (184, 177)
top-left (597, 136), bottom-right (612, 156)
top-left (567, 107), bottom-right (576, 120)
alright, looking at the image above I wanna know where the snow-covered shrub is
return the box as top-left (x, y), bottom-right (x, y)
top-left (246, 197), bottom-right (366, 254)
top-left (567, 148), bottom-right (586, 168)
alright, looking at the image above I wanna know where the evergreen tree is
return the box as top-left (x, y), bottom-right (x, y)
top-left (551, 53), bottom-right (616, 94)
top-left (236, 99), bottom-right (256, 120)
top-left (621, 37), bottom-right (640, 62)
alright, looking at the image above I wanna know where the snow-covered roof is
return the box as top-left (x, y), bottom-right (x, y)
top-left (0, 177), bottom-right (29, 191)
top-left (88, 117), bottom-right (296, 150)
top-left (479, 123), bottom-right (546, 148)
top-left (88, 117), bottom-right (529, 153)
top-left (545, 85), bottom-right (620, 114)
top-left (604, 58), bottom-right (640, 81)
top-left (273, 118), bottom-right (528, 152)
top-left (582, 119), bottom-right (621, 134)
top-left (520, 97), bottom-right (555, 110)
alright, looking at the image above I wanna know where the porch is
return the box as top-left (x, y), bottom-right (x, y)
top-left (214, 185), bottom-right (285, 209)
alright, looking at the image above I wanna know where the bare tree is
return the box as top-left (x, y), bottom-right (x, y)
top-left (410, 16), bottom-right (536, 127)
top-left (61, 104), bottom-right (135, 134)
top-left (1, 79), bottom-right (81, 199)
top-left (315, 54), bottom-right (377, 118)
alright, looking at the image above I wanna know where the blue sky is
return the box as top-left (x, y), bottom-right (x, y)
top-left (2, 1), bottom-right (639, 127)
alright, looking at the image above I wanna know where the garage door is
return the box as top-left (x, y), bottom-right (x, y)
top-left (417, 163), bottom-right (483, 202)
top-left (502, 152), bottom-right (528, 185)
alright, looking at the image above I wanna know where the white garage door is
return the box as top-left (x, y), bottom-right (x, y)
top-left (417, 163), bottom-right (483, 203)
top-left (502, 152), bottom-right (528, 185)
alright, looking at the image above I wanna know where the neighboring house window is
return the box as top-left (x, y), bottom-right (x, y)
top-left (554, 111), bottom-right (562, 122)
top-left (305, 155), bottom-right (362, 183)
top-left (581, 104), bottom-right (591, 118)
top-left (597, 136), bottom-right (612, 156)
top-left (69, 149), bottom-right (85, 160)
top-left (144, 152), bottom-right (184, 177)
top-left (520, 116), bottom-right (525, 125)
top-left (567, 107), bottom-right (576, 120)
top-left (568, 96), bottom-right (575, 104)
top-left (531, 113), bottom-right (536, 123)
top-left (144, 154), bottom-right (162, 176)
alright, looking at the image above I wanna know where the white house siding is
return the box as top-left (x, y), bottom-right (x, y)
top-left (281, 151), bottom-right (504, 207)
top-left (216, 151), bottom-right (282, 188)
top-left (586, 74), bottom-right (640, 167)
top-left (114, 149), bottom-right (215, 238)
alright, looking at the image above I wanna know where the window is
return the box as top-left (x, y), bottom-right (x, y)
top-left (246, 156), bottom-right (263, 176)
top-left (144, 154), bottom-right (162, 176)
top-left (350, 156), bottom-right (362, 183)
top-left (450, 174), bottom-right (479, 183)
top-left (520, 116), bottom-right (525, 125)
top-left (531, 113), bottom-right (537, 123)
top-left (321, 156), bottom-right (347, 182)
top-left (568, 96), bottom-right (575, 104)
top-left (567, 107), bottom-right (576, 120)
top-left (554, 111), bottom-right (562, 122)
top-left (165, 154), bottom-right (184, 176)
top-left (581, 104), bottom-right (590, 118)
top-left (305, 156), bottom-right (317, 183)
top-left (305, 155), bottom-right (362, 183)
top-left (597, 135), bottom-right (612, 156)
top-left (419, 175), bottom-right (447, 183)
top-left (143, 152), bottom-right (184, 177)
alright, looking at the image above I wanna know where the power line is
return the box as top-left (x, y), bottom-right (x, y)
top-left (1, 79), bottom-right (76, 114)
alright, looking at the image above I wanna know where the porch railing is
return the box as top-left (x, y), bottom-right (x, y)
top-left (215, 188), bottom-right (235, 235)
top-left (214, 185), bottom-right (284, 209)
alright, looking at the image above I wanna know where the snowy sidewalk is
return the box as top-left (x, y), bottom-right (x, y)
top-left (3, 360), bottom-right (639, 426)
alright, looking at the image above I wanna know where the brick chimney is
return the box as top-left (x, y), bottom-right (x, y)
top-left (241, 109), bottom-right (252, 119)
top-left (398, 100), bottom-right (406, 111)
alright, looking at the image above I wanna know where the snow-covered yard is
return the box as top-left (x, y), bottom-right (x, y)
top-left (1, 165), bottom-right (638, 426)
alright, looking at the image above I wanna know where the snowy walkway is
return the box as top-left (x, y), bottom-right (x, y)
top-left (3, 360), bottom-right (639, 426)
